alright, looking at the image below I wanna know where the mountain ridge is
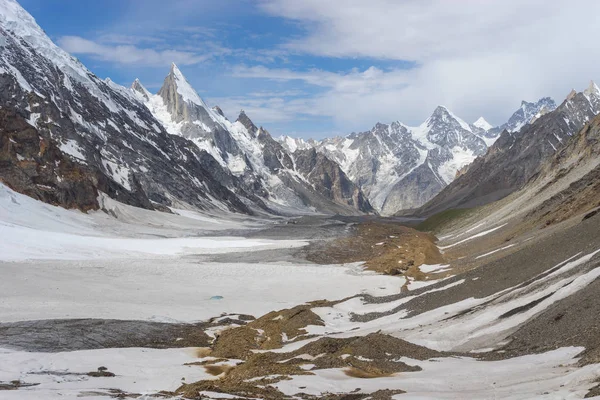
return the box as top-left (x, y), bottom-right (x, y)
top-left (132, 63), bottom-right (375, 215)
top-left (411, 83), bottom-right (600, 217)
top-left (0, 0), bottom-right (372, 217)
top-left (280, 97), bottom-right (556, 215)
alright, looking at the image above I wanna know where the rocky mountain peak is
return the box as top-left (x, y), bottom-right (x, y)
top-left (424, 105), bottom-right (475, 146)
top-left (154, 62), bottom-right (229, 137)
top-left (212, 105), bottom-right (226, 118)
top-left (131, 78), bottom-right (151, 101)
top-left (372, 122), bottom-right (388, 133)
top-left (566, 89), bottom-right (578, 101)
top-left (473, 117), bottom-right (493, 131)
top-left (583, 80), bottom-right (600, 98)
top-left (431, 105), bottom-right (452, 119)
top-left (427, 105), bottom-right (471, 130)
top-left (502, 97), bottom-right (557, 133)
top-left (158, 62), bottom-right (205, 107)
top-left (236, 110), bottom-right (258, 135)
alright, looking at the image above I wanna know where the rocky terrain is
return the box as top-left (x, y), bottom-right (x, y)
top-left (163, 127), bottom-right (600, 398)
top-left (132, 63), bottom-right (374, 215)
top-left (0, 1), bottom-right (260, 215)
top-left (2, 0), bottom-right (600, 399)
top-left (0, 0), bottom-right (566, 218)
top-left (0, 0), bottom-right (372, 217)
top-left (281, 99), bottom-right (556, 215)
top-left (413, 81), bottom-right (600, 216)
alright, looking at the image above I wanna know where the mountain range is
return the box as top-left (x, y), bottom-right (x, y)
top-left (281, 97), bottom-right (557, 215)
top-left (414, 81), bottom-right (600, 216)
top-left (0, 0), bottom-right (372, 217)
top-left (1, 0), bottom-right (599, 221)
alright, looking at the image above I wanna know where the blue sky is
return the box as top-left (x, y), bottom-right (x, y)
top-left (18, 0), bottom-right (600, 139)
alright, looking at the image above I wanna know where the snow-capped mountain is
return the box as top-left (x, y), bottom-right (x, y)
top-left (0, 0), bottom-right (371, 216)
top-left (473, 117), bottom-right (493, 131)
top-left (0, 0), bottom-right (266, 214)
top-left (132, 64), bottom-right (373, 215)
top-left (490, 97), bottom-right (557, 136)
top-left (281, 106), bottom-right (494, 215)
top-left (280, 96), bottom-right (562, 215)
top-left (417, 84), bottom-right (600, 216)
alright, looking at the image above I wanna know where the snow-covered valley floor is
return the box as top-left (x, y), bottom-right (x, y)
top-left (1, 184), bottom-right (600, 399)
top-left (0, 185), bottom-right (402, 398)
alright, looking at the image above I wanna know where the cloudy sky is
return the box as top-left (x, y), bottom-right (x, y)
top-left (19, 0), bottom-right (600, 139)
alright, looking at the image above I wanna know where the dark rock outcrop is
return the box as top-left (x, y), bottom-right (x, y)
top-left (415, 88), bottom-right (600, 216)
top-left (294, 148), bottom-right (374, 213)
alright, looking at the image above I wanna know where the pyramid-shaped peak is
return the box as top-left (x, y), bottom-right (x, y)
top-left (584, 80), bottom-right (600, 97)
top-left (236, 110), bottom-right (258, 134)
top-left (131, 78), bottom-right (151, 101)
top-left (473, 116), bottom-right (493, 131)
top-left (131, 78), bottom-right (146, 90)
top-left (161, 62), bottom-right (205, 106)
top-left (428, 105), bottom-right (472, 131)
top-left (433, 105), bottom-right (451, 114)
top-left (566, 89), bottom-right (578, 101)
top-left (169, 62), bottom-right (186, 80)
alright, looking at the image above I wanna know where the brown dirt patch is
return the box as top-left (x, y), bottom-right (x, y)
top-left (586, 381), bottom-right (600, 398)
top-left (178, 333), bottom-right (449, 399)
top-left (305, 222), bottom-right (445, 277)
top-left (343, 367), bottom-right (392, 379)
top-left (203, 364), bottom-right (235, 377)
top-left (211, 303), bottom-right (329, 359)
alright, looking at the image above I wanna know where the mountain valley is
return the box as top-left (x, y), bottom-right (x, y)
top-left (1, 1), bottom-right (600, 399)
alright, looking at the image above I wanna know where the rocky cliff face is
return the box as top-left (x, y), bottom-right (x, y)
top-left (0, 0), bottom-right (262, 214)
top-left (523, 112), bottom-right (600, 226)
top-left (293, 148), bottom-right (374, 213)
top-left (488, 97), bottom-right (557, 136)
top-left (133, 65), bottom-right (374, 215)
top-left (280, 97), bottom-right (561, 215)
top-left (282, 106), bottom-right (492, 215)
top-left (415, 85), bottom-right (600, 216)
top-left (0, 0), bottom-right (373, 216)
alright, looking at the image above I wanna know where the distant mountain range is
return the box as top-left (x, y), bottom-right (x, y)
top-left (281, 98), bottom-right (557, 215)
top-left (413, 81), bottom-right (600, 216)
top-left (0, 0), bottom-right (371, 216)
top-left (1, 0), bottom-right (598, 220)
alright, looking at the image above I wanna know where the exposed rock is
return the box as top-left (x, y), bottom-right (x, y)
top-left (0, 7), bottom-right (256, 215)
top-left (293, 148), bottom-right (374, 213)
top-left (416, 88), bottom-right (600, 216)
top-left (136, 65), bottom-right (374, 215)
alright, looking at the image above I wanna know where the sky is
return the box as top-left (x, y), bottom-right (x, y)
top-left (18, 0), bottom-right (600, 139)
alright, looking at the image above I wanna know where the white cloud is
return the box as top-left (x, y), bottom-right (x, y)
top-left (58, 36), bottom-right (211, 67)
top-left (56, 0), bottom-right (600, 135)
top-left (208, 91), bottom-right (317, 125)
top-left (259, 0), bottom-right (594, 62)
top-left (243, 0), bottom-right (600, 128)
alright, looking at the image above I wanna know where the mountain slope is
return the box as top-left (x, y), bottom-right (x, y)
top-left (0, 0), bottom-right (372, 217)
top-left (488, 97), bottom-right (557, 136)
top-left (414, 85), bottom-right (600, 216)
top-left (282, 106), bottom-right (495, 215)
top-left (280, 98), bottom-right (556, 215)
top-left (133, 65), bottom-right (374, 215)
top-left (0, 0), bottom-right (261, 214)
